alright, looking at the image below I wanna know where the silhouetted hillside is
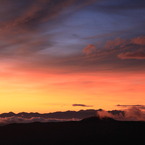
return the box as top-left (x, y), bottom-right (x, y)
top-left (0, 117), bottom-right (144, 145)
top-left (81, 116), bottom-right (116, 122)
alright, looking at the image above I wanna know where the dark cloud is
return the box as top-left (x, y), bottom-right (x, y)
top-left (117, 36), bottom-right (145, 60)
top-left (117, 104), bottom-right (145, 109)
top-left (0, 0), bottom-right (97, 31)
top-left (72, 104), bottom-right (93, 107)
top-left (92, 0), bottom-right (145, 13)
top-left (118, 51), bottom-right (145, 60)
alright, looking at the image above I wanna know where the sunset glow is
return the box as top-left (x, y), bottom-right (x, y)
top-left (0, 0), bottom-right (145, 113)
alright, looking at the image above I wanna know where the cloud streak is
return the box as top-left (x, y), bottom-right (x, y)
top-left (118, 51), bottom-right (145, 60)
top-left (72, 104), bottom-right (93, 107)
top-left (117, 104), bottom-right (145, 109)
top-left (0, 0), bottom-right (97, 32)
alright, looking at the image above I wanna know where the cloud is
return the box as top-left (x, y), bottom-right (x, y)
top-left (116, 36), bottom-right (145, 60)
top-left (118, 51), bottom-right (145, 60)
top-left (97, 110), bottom-right (114, 119)
top-left (13, 35), bottom-right (145, 74)
top-left (131, 36), bottom-right (145, 45)
top-left (117, 104), bottom-right (145, 109)
top-left (92, 0), bottom-right (145, 13)
top-left (72, 104), bottom-right (93, 107)
top-left (0, 0), bottom-right (145, 74)
top-left (124, 107), bottom-right (145, 121)
top-left (10, 0), bottom-right (76, 29)
top-left (105, 38), bottom-right (126, 49)
top-left (0, 116), bottom-right (77, 125)
top-left (0, 108), bottom-right (145, 125)
top-left (0, 0), bottom-right (97, 31)
top-left (0, 0), bottom-right (98, 59)
top-left (97, 107), bottom-right (145, 121)
top-left (82, 44), bottom-right (97, 55)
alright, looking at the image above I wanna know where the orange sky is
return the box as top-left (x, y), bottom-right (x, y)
top-left (0, 62), bottom-right (145, 113)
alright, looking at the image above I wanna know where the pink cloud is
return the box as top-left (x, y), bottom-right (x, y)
top-left (131, 36), bottom-right (145, 45)
top-left (97, 107), bottom-right (145, 121)
top-left (105, 38), bottom-right (126, 49)
top-left (82, 44), bottom-right (97, 55)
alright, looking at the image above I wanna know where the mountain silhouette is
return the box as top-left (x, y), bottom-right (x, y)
top-left (81, 116), bottom-right (116, 122)
top-left (0, 116), bottom-right (144, 145)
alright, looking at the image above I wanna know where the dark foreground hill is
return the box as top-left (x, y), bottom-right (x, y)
top-left (0, 117), bottom-right (145, 145)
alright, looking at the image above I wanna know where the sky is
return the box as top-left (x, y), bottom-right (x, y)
top-left (0, 0), bottom-right (145, 113)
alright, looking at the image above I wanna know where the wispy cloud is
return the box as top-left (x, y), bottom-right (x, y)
top-left (117, 104), bottom-right (145, 109)
top-left (72, 104), bottom-right (93, 107)
top-left (118, 51), bottom-right (145, 60)
top-left (0, 0), bottom-right (145, 74)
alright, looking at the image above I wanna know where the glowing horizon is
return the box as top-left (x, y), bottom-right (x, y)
top-left (0, 0), bottom-right (145, 113)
